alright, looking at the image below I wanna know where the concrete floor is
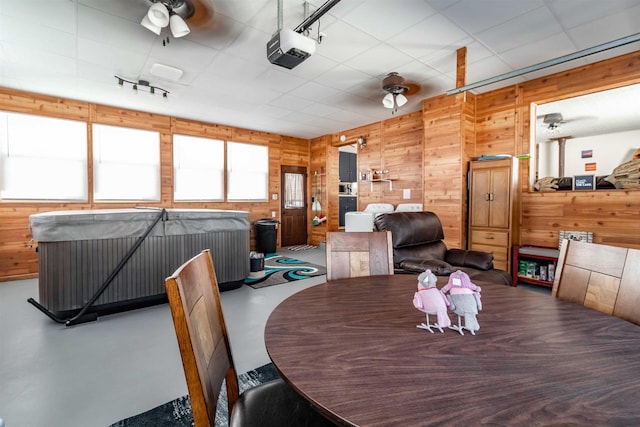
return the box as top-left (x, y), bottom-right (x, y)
top-left (0, 247), bottom-right (327, 427)
top-left (0, 245), bottom-right (548, 427)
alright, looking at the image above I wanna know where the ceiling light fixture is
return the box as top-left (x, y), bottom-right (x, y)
top-left (114, 75), bottom-right (169, 99)
top-left (382, 72), bottom-right (409, 114)
top-left (141, 1), bottom-right (191, 39)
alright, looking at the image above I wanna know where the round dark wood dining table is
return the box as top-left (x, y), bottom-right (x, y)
top-left (264, 274), bottom-right (640, 426)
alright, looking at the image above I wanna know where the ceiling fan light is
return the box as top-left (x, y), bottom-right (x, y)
top-left (382, 93), bottom-right (394, 109)
top-left (141, 15), bottom-right (162, 35)
top-left (396, 93), bottom-right (408, 107)
top-left (147, 3), bottom-right (170, 28)
top-left (170, 13), bottom-right (190, 38)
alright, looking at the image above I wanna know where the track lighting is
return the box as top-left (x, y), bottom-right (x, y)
top-left (114, 75), bottom-right (169, 99)
top-left (141, 1), bottom-right (191, 39)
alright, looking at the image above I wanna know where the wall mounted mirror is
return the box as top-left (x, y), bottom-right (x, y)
top-left (530, 83), bottom-right (640, 191)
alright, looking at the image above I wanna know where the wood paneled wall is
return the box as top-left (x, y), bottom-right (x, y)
top-left (0, 89), bottom-right (306, 281)
top-left (3, 51), bottom-right (640, 282)
top-left (475, 51), bottom-right (640, 250)
top-left (423, 92), bottom-right (475, 249)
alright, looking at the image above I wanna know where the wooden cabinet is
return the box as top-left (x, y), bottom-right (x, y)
top-left (339, 152), bottom-right (357, 182)
top-left (468, 158), bottom-right (518, 272)
top-left (339, 196), bottom-right (357, 227)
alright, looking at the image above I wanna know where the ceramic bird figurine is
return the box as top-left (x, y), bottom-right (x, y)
top-left (441, 270), bottom-right (482, 335)
top-left (413, 269), bottom-right (451, 333)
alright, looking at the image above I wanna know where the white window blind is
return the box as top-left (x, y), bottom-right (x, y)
top-left (0, 111), bottom-right (87, 200)
top-left (173, 134), bottom-right (224, 201)
top-left (92, 124), bottom-right (160, 201)
top-left (227, 142), bottom-right (268, 201)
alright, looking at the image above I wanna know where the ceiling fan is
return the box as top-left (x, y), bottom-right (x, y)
top-left (140, 0), bottom-right (214, 38)
top-left (541, 112), bottom-right (566, 132)
top-left (381, 72), bottom-right (419, 114)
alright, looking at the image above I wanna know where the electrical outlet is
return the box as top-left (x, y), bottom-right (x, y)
top-left (272, 194), bottom-right (278, 200)
top-left (271, 211), bottom-right (276, 217)
top-left (403, 189), bottom-right (411, 199)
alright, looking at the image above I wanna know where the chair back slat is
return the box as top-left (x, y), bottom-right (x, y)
top-left (326, 231), bottom-right (393, 281)
top-left (552, 239), bottom-right (640, 325)
top-left (165, 250), bottom-right (239, 426)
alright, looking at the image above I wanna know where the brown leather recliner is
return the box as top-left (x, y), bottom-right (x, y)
top-left (374, 211), bottom-right (512, 285)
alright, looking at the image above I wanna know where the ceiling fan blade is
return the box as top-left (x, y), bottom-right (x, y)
top-left (185, 0), bottom-right (214, 27)
top-left (405, 82), bottom-right (421, 96)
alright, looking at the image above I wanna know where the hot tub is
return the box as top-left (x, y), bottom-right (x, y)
top-left (29, 208), bottom-right (250, 318)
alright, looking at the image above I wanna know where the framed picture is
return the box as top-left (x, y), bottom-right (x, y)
top-left (573, 174), bottom-right (594, 190)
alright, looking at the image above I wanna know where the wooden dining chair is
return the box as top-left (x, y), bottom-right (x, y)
top-left (325, 231), bottom-right (394, 281)
top-left (165, 249), bottom-right (334, 427)
top-left (552, 239), bottom-right (640, 325)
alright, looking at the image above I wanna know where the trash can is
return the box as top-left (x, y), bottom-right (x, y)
top-left (254, 218), bottom-right (279, 254)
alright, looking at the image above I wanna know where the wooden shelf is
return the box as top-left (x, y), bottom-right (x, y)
top-left (513, 245), bottom-right (559, 288)
top-left (360, 178), bottom-right (393, 191)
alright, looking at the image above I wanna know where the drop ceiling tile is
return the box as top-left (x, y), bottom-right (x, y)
top-left (342, 0), bottom-right (436, 40)
top-left (440, 0), bottom-right (543, 34)
top-left (224, 24), bottom-right (272, 63)
top-left (302, 101), bottom-right (344, 117)
top-left (314, 20), bottom-right (379, 63)
top-left (77, 38), bottom-right (148, 78)
top-left (547, 0), bottom-right (640, 30)
top-left (465, 55), bottom-right (513, 85)
top-left (195, 51), bottom-right (268, 87)
top-left (1, 0), bottom-right (78, 33)
top-left (499, 32), bottom-right (577, 70)
top-left (288, 81), bottom-right (342, 102)
top-left (0, 13), bottom-right (76, 58)
top-left (286, 53), bottom-right (340, 80)
top-left (256, 67), bottom-right (308, 93)
top-left (566, 4), bottom-right (640, 49)
top-left (315, 64), bottom-right (374, 92)
top-left (269, 93), bottom-right (313, 111)
top-left (388, 13), bottom-right (469, 59)
top-left (77, 4), bottom-right (154, 54)
top-left (344, 43), bottom-right (415, 76)
top-left (474, 6), bottom-right (563, 54)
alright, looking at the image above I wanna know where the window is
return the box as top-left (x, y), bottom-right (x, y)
top-left (284, 173), bottom-right (304, 208)
top-left (227, 142), bottom-right (268, 201)
top-left (0, 111), bottom-right (87, 200)
top-left (92, 124), bottom-right (160, 201)
top-left (173, 134), bottom-right (224, 201)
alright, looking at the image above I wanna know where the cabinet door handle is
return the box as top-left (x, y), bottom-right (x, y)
top-left (489, 193), bottom-right (494, 201)
top-left (485, 193), bottom-right (491, 201)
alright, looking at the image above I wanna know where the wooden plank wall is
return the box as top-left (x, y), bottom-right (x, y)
top-left (354, 112), bottom-right (424, 209)
top-left (422, 92), bottom-right (475, 249)
top-left (0, 89), bottom-right (306, 281)
top-left (475, 50), bottom-right (640, 250)
top-left (308, 135), bottom-right (330, 246)
top-left (3, 51), bottom-right (640, 281)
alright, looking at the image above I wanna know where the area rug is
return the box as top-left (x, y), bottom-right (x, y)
top-left (108, 363), bottom-right (279, 427)
top-left (244, 253), bottom-right (326, 289)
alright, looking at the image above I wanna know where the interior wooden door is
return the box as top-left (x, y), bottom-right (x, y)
top-left (281, 166), bottom-right (308, 247)
top-left (470, 168), bottom-right (491, 227)
top-left (488, 166), bottom-right (511, 228)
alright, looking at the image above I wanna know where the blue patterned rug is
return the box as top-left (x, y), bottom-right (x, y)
top-left (108, 363), bottom-right (279, 427)
top-left (244, 253), bottom-right (326, 289)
